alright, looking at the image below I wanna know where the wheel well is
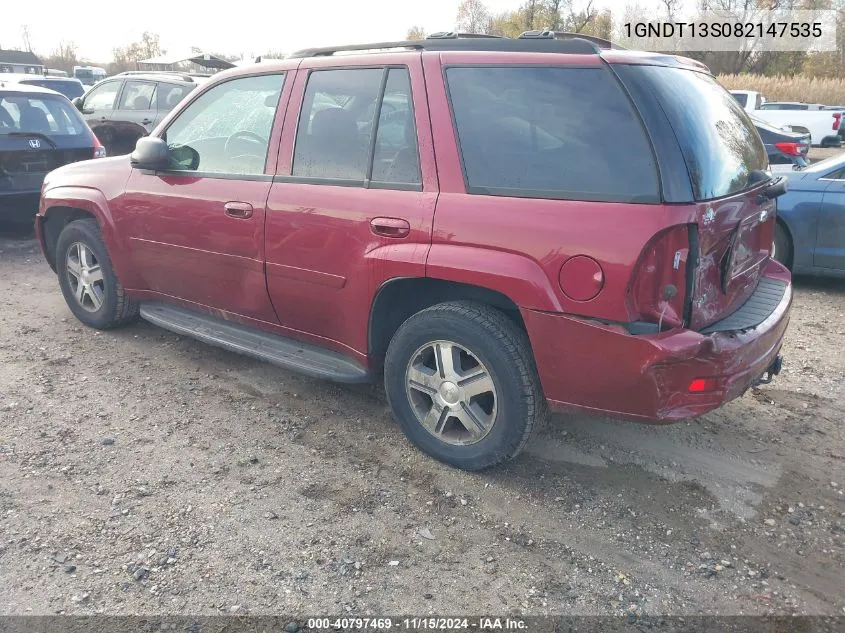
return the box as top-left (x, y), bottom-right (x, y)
top-left (368, 278), bottom-right (526, 368)
top-left (42, 206), bottom-right (96, 270)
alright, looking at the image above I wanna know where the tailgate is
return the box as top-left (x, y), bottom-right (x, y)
top-left (1, 140), bottom-right (91, 192)
top-left (689, 185), bottom-right (777, 330)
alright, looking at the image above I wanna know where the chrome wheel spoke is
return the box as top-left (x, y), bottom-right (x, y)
top-left (78, 244), bottom-right (96, 270)
top-left (66, 257), bottom-right (82, 279)
top-left (453, 404), bottom-right (488, 438)
top-left (86, 265), bottom-right (103, 283)
top-left (74, 279), bottom-right (86, 303)
top-left (434, 342), bottom-right (459, 381)
top-left (85, 285), bottom-right (103, 311)
top-left (407, 365), bottom-right (438, 396)
top-left (459, 369), bottom-right (494, 400)
top-left (421, 402), bottom-right (449, 436)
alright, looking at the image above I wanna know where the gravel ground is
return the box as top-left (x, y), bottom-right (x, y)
top-left (0, 224), bottom-right (843, 618)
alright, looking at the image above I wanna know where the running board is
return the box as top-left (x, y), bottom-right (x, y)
top-left (139, 302), bottom-right (370, 383)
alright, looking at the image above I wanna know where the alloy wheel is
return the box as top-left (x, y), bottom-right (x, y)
top-left (66, 242), bottom-right (105, 313)
top-left (405, 340), bottom-right (498, 446)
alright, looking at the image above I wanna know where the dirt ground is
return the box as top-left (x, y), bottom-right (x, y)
top-left (0, 223), bottom-right (843, 618)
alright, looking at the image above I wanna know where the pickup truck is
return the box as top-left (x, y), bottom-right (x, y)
top-left (730, 90), bottom-right (842, 147)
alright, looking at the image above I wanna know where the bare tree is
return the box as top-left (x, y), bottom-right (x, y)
top-left (456, 0), bottom-right (493, 33)
top-left (524, 0), bottom-right (539, 28)
top-left (406, 26), bottom-right (427, 40)
top-left (545, 0), bottom-right (566, 30)
top-left (21, 25), bottom-right (33, 53)
top-left (660, 0), bottom-right (681, 18)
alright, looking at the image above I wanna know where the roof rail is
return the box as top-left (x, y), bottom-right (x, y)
top-left (518, 29), bottom-right (624, 49)
top-left (426, 31), bottom-right (505, 39)
top-left (118, 70), bottom-right (195, 81)
top-left (289, 35), bottom-right (601, 58)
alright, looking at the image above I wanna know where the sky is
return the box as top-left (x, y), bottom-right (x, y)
top-left (0, 0), bottom-right (632, 64)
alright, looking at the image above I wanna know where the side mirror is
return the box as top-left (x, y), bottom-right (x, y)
top-left (169, 144), bottom-right (200, 171)
top-left (72, 97), bottom-right (83, 111)
top-left (130, 136), bottom-right (170, 170)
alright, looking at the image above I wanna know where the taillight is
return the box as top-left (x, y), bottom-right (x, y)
top-left (92, 136), bottom-right (106, 159)
top-left (833, 112), bottom-right (841, 131)
top-left (628, 225), bottom-right (692, 331)
top-left (774, 141), bottom-right (802, 156)
top-left (688, 377), bottom-right (717, 393)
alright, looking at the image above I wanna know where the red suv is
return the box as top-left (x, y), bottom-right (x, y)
top-left (36, 33), bottom-right (791, 470)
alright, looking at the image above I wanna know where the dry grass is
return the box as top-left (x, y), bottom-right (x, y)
top-left (717, 74), bottom-right (845, 105)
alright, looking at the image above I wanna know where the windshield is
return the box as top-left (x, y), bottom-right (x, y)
top-left (621, 66), bottom-right (767, 201)
top-left (20, 79), bottom-right (84, 100)
top-left (0, 93), bottom-right (89, 136)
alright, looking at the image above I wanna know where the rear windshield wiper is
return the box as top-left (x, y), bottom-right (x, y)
top-left (1, 131), bottom-right (57, 149)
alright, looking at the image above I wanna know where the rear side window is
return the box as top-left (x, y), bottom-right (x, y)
top-left (445, 66), bottom-right (659, 202)
top-left (118, 81), bottom-right (156, 110)
top-left (618, 66), bottom-right (767, 201)
top-left (157, 84), bottom-right (191, 110)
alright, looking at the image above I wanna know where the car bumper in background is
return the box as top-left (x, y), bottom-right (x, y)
top-left (524, 259), bottom-right (792, 422)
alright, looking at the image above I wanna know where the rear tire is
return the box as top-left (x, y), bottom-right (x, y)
top-left (772, 222), bottom-right (791, 269)
top-left (384, 301), bottom-right (546, 471)
top-left (55, 218), bottom-right (139, 329)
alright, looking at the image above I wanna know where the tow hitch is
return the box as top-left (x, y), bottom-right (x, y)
top-left (753, 354), bottom-right (783, 387)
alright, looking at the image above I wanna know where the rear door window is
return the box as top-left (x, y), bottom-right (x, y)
top-left (118, 81), bottom-right (156, 110)
top-left (292, 68), bottom-right (383, 181)
top-left (445, 66), bottom-right (659, 202)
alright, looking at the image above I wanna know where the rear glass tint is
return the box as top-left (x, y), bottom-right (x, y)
top-left (0, 93), bottom-right (89, 136)
top-left (445, 66), bottom-right (659, 202)
top-left (619, 66), bottom-right (767, 201)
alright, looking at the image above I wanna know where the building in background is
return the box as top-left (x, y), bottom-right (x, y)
top-left (0, 49), bottom-right (43, 75)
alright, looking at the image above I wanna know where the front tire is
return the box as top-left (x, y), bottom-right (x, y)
top-left (55, 218), bottom-right (139, 329)
top-left (384, 301), bottom-right (545, 471)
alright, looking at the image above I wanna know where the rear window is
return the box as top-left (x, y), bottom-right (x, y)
top-left (0, 93), bottom-right (89, 136)
top-left (619, 66), bottom-right (767, 201)
top-left (445, 66), bottom-right (659, 202)
top-left (20, 79), bottom-right (84, 100)
top-left (732, 93), bottom-right (748, 107)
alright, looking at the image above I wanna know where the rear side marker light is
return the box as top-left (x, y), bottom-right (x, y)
top-left (688, 378), bottom-right (717, 393)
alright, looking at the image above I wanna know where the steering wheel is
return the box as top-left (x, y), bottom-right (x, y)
top-left (224, 130), bottom-right (267, 156)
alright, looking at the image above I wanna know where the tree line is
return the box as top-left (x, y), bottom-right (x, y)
top-left (407, 0), bottom-right (845, 77)
top-left (19, 30), bottom-right (238, 76)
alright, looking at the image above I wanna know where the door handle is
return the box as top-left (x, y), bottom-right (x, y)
top-left (370, 217), bottom-right (410, 238)
top-left (141, 118), bottom-right (153, 125)
top-left (224, 201), bottom-right (253, 219)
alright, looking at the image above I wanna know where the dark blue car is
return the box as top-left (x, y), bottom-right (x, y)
top-left (775, 152), bottom-right (845, 277)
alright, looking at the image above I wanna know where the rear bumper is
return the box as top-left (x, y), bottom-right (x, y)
top-left (524, 260), bottom-right (792, 422)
